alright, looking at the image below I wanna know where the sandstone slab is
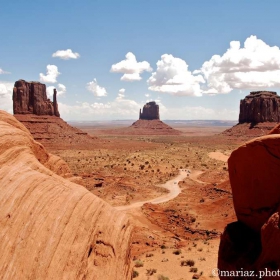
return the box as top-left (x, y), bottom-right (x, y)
top-left (0, 110), bottom-right (133, 280)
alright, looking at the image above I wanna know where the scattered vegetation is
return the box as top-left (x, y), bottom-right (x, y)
top-left (181, 259), bottom-right (195, 267)
top-left (158, 275), bottom-right (170, 280)
top-left (190, 267), bottom-right (198, 273)
top-left (146, 253), bottom-right (154, 258)
top-left (134, 260), bottom-right (144, 268)
top-left (146, 268), bottom-right (157, 275)
top-left (173, 249), bottom-right (182, 255)
top-left (132, 270), bottom-right (139, 278)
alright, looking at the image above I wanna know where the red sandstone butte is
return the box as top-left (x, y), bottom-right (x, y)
top-left (13, 79), bottom-right (60, 117)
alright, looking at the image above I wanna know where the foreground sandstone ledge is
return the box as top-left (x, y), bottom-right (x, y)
top-left (0, 110), bottom-right (133, 280)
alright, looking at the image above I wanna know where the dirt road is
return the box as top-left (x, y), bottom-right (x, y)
top-left (116, 169), bottom-right (203, 211)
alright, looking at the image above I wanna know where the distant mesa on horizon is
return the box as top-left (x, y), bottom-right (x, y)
top-left (222, 90), bottom-right (280, 139)
top-left (129, 101), bottom-right (181, 135)
top-left (13, 79), bottom-right (60, 117)
top-left (139, 101), bottom-right (160, 120)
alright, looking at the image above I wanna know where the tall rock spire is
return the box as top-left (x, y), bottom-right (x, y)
top-left (53, 88), bottom-right (60, 117)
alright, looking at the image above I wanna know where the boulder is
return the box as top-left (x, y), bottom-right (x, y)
top-left (219, 132), bottom-right (280, 278)
top-left (13, 79), bottom-right (60, 117)
top-left (0, 110), bottom-right (133, 280)
top-left (228, 134), bottom-right (280, 231)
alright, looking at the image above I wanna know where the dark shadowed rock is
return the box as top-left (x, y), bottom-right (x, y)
top-left (139, 101), bottom-right (159, 120)
top-left (218, 214), bottom-right (280, 280)
top-left (239, 91), bottom-right (280, 123)
top-left (13, 79), bottom-right (60, 117)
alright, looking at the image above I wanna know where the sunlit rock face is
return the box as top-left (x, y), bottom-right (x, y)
top-left (0, 110), bottom-right (133, 280)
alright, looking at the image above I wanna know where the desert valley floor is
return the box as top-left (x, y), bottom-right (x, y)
top-left (44, 121), bottom-right (243, 280)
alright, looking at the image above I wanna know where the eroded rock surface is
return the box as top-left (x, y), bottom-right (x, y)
top-left (14, 114), bottom-right (97, 149)
top-left (13, 79), bottom-right (60, 117)
top-left (0, 110), bottom-right (133, 280)
top-left (239, 91), bottom-right (280, 123)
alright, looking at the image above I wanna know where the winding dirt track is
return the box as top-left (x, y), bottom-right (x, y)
top-left (116, 169), bottom-right (204, 211)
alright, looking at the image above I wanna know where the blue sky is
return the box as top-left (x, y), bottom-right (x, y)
top-left (1, 0), bottom-right (280, 120)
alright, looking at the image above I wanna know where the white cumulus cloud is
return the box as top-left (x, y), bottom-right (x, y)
top-left (196, 35), bottom-right (280, 94)
top-left (0, 68), bottom-right (10, 74)
top-left (52, 49), bottom-right (80, 60)
top-left (147, 54), bottom-right (205, 96)
top-left (40, 65), bottom-right (60, 83)
top-left (57, 84), bottom-right (66, 95)
top-left (111, 52), bottom-right (152, 81)
top-left (117, 88), bottom-right (125, 99)
top-left (86, 78), bottom-right (107, 97)
top-left (0, 81), bottom-right (14, 113)
top-left (46, 83), bottom-right (66, 98)
top-left (58, 96), bottom-right (140, 120)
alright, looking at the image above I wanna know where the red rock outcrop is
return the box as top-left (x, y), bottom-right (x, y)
top-left (239, 91), bottom-right (280, 123)
top-left (218, 131), bottom-right (280, 278)
top-left (139, 101), bottom-right (159, 120)
top-left (13, 79), bottom-right (60, 117)
top-left (222, 91), bottom-right (280, 139)
top-left (0, 110), bottom-right (133, 280)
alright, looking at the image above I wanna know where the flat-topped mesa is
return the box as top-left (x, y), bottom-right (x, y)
top-left (139, 101), bottom-right (160, 120)
top-left (239, 91), bottom-right (280, 123)
top-left (13, 79), bottom-right (60, 117)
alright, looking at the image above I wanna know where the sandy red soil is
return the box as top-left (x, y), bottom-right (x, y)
top-left (17, 116), bottom-right (249, 280)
